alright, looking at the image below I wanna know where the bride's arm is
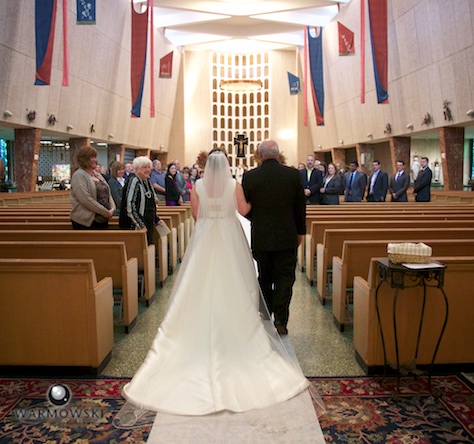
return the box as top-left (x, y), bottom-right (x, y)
top-left (190, 186), bottom-right (199, 220)
top-left (235, 182), bottom-right (251, 216)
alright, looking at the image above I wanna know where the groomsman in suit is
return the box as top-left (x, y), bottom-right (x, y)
top-left (343, 161), bottom-right (367, 202)
top-left (366, 160), bottom-right (389, 202)
top-left (389, 160), bottom-right (410, 202)
top-left (413, 157), bottom-right (433, 202)
top-left (242, 139), bottom-right (306, 335)
top-left (299, 155), bottom-right (323, 204)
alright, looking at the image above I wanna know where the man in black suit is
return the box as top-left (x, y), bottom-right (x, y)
top-left (366, 160), bottom-right (388, 202)
top-left (413, 156), bottom-right (432, 202)
top-left (242, 139), bottom-right (306, 335)
top-left (389, 160), bottom-right (410, 202)
top-left (343, 161), bottom-right (367, 202)
top-left (299, 154), bottom-right (323, 204)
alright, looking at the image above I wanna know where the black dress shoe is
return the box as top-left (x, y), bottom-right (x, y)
top-left (276, 325), bottom-right (288, 335)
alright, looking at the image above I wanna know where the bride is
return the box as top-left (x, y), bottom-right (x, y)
top-left (117, 148), bottom-right (316, 421)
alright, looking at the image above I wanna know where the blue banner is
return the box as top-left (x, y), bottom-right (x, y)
top-left (287, 72), bottom-right (301, 95)
top-left (76, 0), bottom-right (96, 24)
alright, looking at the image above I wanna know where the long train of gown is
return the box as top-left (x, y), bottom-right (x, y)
top-left (121, 179), bottom-right (310, 416)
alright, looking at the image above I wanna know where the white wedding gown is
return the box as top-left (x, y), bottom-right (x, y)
top-left (121, 178), bottom-right (311, 417)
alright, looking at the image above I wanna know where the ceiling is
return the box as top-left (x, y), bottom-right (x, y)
top-left (146, 0), bottom-right (350, 51)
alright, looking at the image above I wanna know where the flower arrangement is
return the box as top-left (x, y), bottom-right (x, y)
top-left (196, 150), bottom-right (208, 170)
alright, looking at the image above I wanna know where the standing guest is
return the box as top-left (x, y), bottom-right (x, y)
top-left (319, 163), bottom-right (343, 205)
top-left (121, 156), bottom-right (163, 245)
top-left (299, 154), bottom-right (323, 204)
top-left (70, 145), bottom-right (115, 230)
top-left (389, 160), bottom-right (410, 202)
top-left (172, 159), bottom-right (187, 198)
top-left (108, 161), bottom-right (126, 215)
top-left (413, 156), bottom-right (433, 202)
top-left (366, 160), bottom-right (388, 202)
top-left (242, 139), bottom-right (306, 335)
top-left (124, 162), bottom-right (133, 181)
top-left (318, 162), bottom-right (327, 180)
top-left (344, 161), bottom-right (367, 202)
top-left (150, 159), bottom-right (166, 202)
top-left (189, 167), bottom-right (200, 185)
top-left (297, 162), bottom-right (305, 171)
top-left (165, 163), bottom-right (183, 206)
top-left (182, 170), bottom-right (192, 202)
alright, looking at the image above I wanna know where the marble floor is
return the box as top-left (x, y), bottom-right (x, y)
top-left (102, 266), bottom-right (365, 378)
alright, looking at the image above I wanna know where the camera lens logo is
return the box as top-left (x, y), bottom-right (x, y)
top-left (47, 384), bottom-right (71, 407)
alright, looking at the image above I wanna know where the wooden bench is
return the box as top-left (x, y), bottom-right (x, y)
top-left (308, 219), bottom-right (474, 290)
top-left (333, 238), bottom-right (474, 331)
top-left (0, 230), bottom-right (156, 304)
top-left (0, 241), bottom-right (138, 333)
top-left (0, 258), bottom-right (114, 374)
top-left (353, 256), bottom-right (474, 374)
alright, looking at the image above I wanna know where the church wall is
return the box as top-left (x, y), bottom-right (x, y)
top-left (0, 0), bottom-right (181, 151)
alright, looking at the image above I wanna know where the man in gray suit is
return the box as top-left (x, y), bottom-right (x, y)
top-left (344, 161), bottom-right (367, 202)
top-left (389, 160), bottom-right (410, 202)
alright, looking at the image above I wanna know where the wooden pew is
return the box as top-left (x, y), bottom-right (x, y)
top-left (0, 230), bottom-right (156, 304)
top-left (333, 238), bottom-right (474, 331)
top-left (353, 256), bottom-right (474, 374)
top-left (307, 219), bottom-right (474, 289)
top-left (0, 258), bottom-right (113, 374)
top-left (0, 241), bottom-right (138, 333)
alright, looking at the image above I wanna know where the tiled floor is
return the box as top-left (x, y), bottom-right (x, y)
top-left (103, 267), bottom-right (365, 378)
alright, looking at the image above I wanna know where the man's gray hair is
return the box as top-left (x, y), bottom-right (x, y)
top-left (258, 139), bottom-right (279, 160)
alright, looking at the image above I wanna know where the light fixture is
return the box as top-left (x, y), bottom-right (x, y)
top-left (219, 79), bottom-right (263, 92)
top-left (3, 110), bottom-right (12, 118)
top-left (66, 124), bottom-right (74, 130)
top-left (467, 109), bottom-right (474, 117)
top-left (317, 144), bottom-right (322, 149)
top-left (406, 123), bottom-right (414, 130)
top-left (108, 133), bottom-right (114, 139)
top-left (339, 139), bottom-right (344, 145)
top-left (367, 132), bottom-right (372, 138)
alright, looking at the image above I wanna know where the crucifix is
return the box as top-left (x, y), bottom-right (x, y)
top-left (234, 134), bottom-right (248, 158)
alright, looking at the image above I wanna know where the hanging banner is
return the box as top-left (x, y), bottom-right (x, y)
top-left (368, 0), bottom-right (389, 103)
top-left (76, 0), bottom-right (96, 24)
top-left (306, 27), bottom-right (325, 126)
top-left (130, 2), bottom-right (149, 117)
top-left (287, 72), bottom-right (300, 95)
top-left (360, 0), bottom-right (365, 103)
top-left (159, 51), bottom-right (174, 78)
top-left (35, 0), bottom-right (58, 85)
top-left (149, 0), bottom-right (155, 117)
top-left (338, 22), bottom-right (355, 56)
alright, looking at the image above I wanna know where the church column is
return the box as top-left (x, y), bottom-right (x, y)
top-left (439, 127), bottom-right (464, 190)
top-left (355, 143), bottom-right (374, 175)
top-left (389, 137), bottom-right (411, 175)
top-left (69, 137), bottom-right (90, 172)
top-left (14, 128), bottom-right (41, 192)
top-left (107, 144), bottom-right (125, 167)
top-left (331, 148), bottom-right (346, 171)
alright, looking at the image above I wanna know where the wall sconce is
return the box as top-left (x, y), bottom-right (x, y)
top-left (108, 133), bottom-right (114, 139)
top-left (384, 123), bottom-right (392, 135)
top-left (421, 112), bottom-right (431, 125)
top-left (339, 139), bottom-right (344, 145)
top-left (467, 109), bottom-right (474, 117)
top-left (48, 114), bottom-right (57, 125)
top-left (27, 110), bottom-right (36, 123)
top-left (443, 100), bottom-right (453, 121)
top-left (90, 124), bottom-right (95, 133)
top-left (3, 110), bottom-right (13, 118)
top-left (66, 124), bottom-right (74, 130)
top-left (159, 145), bottom-right (164, 152)
top-left (367, 132), bottom-right (372, 138)
top-left (317, 144), bottom-right (322, 149)
top-left (406, 123), bottom-right (414, 130)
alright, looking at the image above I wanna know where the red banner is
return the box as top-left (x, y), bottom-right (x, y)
top-left (338, 22), bottom-right (354, 56)
top-left (159, 51), bottom-right (173, 78)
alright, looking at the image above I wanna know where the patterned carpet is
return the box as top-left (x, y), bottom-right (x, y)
top-left (0, 375), bottom-right (472, 443)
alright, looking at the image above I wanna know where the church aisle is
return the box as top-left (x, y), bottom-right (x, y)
top-left (103, 266), bottom-right (364, 378)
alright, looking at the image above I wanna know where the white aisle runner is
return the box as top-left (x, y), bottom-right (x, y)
top-left (146, 215), bottom-right (325, 443)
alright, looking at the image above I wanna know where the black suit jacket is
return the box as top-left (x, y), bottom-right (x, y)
top-left (343, 171), bottom-right (367, 202)
top-left (366, 170), bottom-right (389, 202)
top-left (299, 168), bottom-right (323, 204)
top-left (242, 159), bottom-right (306, 251)
top-left (414, 167), bottom-right (432, 202)
top-left (389, 171), bottom-right (410, 202)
